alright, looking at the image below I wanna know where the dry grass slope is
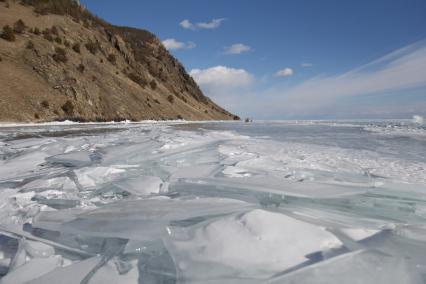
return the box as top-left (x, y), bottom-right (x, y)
top-left (0, 0), bottom-right (238, 122)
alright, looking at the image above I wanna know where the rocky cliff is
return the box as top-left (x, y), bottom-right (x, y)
top-left (0, 0), bottom-right (238, 122)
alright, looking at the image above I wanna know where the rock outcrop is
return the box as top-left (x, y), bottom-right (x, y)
top-left (0, 0), bottom-right (238, 122)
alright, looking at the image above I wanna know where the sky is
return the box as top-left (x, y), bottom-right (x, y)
top-left (81, 0), bottom-right (426, 119)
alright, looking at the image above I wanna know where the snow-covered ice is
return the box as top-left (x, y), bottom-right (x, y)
top-left (169, 209), bottom-right (342, 280)
top-left (0, 120), bottom-right (425, 283)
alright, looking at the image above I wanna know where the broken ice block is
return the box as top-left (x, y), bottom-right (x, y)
top-left (20, 177), bottom-right (77, 194)
top-left (137, 246), bottom-right (176, 284)
top-left (0, 152), bottom-right (48, 181)
top-left (47, 151), bottom-right (92, 167)
top-left (267, 250), bottom-right (422, 284)
top-left (32, 198), bottom-right (254, 241)
top-left (82, 258), bottom-right (139, 284)
top-left (23, 239), bottom-right (55, 258)
top-left (113, 175), bottom-right (164, 196)
top-left (0, 255), bottom-right (62, 284)
top-left (26, 256), bottom-right (102, 284)
top-left (74, 166), bottom-right (126, 189)
top-left (32, 196), bottom-right (81, 210)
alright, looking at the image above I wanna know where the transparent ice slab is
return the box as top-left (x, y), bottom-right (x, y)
top-left (267, 250), bottom-right (423, 284)
top-left (32, 198), bottom-right (255, 241)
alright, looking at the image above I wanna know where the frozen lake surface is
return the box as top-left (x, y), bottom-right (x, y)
top-left (0, 120), bottom-right (425, 283)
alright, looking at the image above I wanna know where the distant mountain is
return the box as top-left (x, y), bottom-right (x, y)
top-left (0, 0), bottom-right (239, 122)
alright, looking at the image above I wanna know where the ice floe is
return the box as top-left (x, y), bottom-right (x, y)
top-left (0, 120), bottom-right (425, 283)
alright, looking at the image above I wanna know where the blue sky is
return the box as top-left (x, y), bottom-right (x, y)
top-left (81, 0), bottom-right (426, 119)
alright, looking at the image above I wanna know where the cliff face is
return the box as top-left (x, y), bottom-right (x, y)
top-left (0, 0), bottom-right (238, 122)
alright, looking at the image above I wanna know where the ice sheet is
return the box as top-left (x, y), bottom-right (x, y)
top-left (0, 120), bottom-right (425, 283)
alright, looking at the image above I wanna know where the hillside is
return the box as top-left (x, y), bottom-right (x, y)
top-left (0, 0), bottom-right (239, 122)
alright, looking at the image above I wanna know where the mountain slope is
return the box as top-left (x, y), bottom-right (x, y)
top-left (0, 0), bottom-right (239, 122)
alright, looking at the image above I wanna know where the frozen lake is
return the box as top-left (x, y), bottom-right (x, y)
top-left (0, 120), bottom-right (425, 283)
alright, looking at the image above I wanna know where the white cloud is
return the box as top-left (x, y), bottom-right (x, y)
top-left (179, 19), bottom-right (194, 30)
top-left (180, 18), bottom-right (226, 30)
top-left (301, 63), bottom-right (313, 67)
top-left (189, 66), bottom-right (254, 117)
top-left (225, 43), bottom-right (252, 55)
top-left (162, 38), bottom-right (196, 50)
top-left (274, 68), bottom-right (294, 77)
top-left (190, 66), bottom-right (253, 90)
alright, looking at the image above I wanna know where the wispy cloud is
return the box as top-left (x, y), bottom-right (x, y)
top-left (271, 41), bottom-right (426, 114)
top-left (224, 43), bottom-right (252, 55)
top-left (180, 18), bottom-right (226, 30)
top-left (301, 63), bottom-right (313, 67)
top-left (197, 18), bottom-right (226, 29)
top-left (274, 68), bottom-right (294, 77)
top-left (162, 38), bottom-right (195, 50)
